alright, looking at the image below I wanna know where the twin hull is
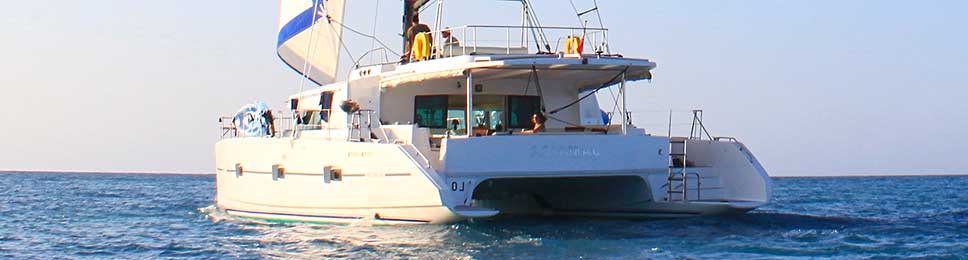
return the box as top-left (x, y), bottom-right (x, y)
top-left (214, 134), bottom-right (771, 224)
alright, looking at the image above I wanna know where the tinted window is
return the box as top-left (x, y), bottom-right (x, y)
top-left (507, 96), bottom-right (541, 129)
top-left (414, 95), bottom-right (447, 128)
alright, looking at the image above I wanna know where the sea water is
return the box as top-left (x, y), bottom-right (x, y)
top-left (1, 172), bottom-right (966, 259)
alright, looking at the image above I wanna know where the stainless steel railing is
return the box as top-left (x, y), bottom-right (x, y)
top-left (409, 25), bottom-right (610, 61)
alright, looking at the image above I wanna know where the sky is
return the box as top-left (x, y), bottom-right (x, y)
top-left (0, 0), bottom-right (965, 176)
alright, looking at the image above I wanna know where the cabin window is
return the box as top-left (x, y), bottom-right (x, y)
top-left (414, 95), bottom-right (540, 134)
top-left (414, 95), bottom-right (447, 128)
top-left (507, 96), bottom-right (541, 129)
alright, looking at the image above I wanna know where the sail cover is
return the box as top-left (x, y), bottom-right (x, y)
top-left (277, 0), bottom-right (346, 85)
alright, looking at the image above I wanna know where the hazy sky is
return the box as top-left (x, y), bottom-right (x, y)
top-left (1, 1), bottom-right (965, 176)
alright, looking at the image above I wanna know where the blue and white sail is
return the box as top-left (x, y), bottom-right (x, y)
top-left (277, 0), bottom-right (346, 85)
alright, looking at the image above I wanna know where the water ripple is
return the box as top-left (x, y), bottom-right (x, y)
top-left (1, 173), bottom-right (966, 259)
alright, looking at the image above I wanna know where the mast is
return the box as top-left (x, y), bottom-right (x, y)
top-left (403, 0), bottom-right (415, 51)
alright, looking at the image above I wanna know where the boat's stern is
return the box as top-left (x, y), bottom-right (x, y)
top-left (427, 132), bottom-right (772, 219)
top-left (431, 133), bottom-right (671, 216)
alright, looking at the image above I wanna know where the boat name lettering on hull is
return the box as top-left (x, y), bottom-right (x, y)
top-left (529, 144), bottom-right (601, 158)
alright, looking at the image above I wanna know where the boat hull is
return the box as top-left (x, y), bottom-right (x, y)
top-left (214, 134), bottom-right (771, 224)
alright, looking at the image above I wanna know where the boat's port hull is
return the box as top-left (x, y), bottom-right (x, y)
top-left (219, 204), bottom-right (461, 225)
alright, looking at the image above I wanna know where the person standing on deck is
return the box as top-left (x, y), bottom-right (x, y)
top-left (403, 14), bottom-right (431, 61)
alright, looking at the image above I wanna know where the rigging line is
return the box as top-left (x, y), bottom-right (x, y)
top-left (592, 0), bottom-right (606, 29)
top-left (606, 104), bottom-right (618, 127)
top-left (368, 0), bottom-right (381, 64)
top-left (291, 1), bottom-right (324, 140)
top-left (531, 66), bottom-right (547, 112)
top-left (591, 0), bottom-right (608, 53)
top-left (524, 10), bottom-right (544, 52)
top-left (304, 2), bottom-right (331, 82)
top-left (567, 0), bottom-right (584, 25)
top-left (547, 66), bottom-right (629, 115)
top-left (545, 113), bottom-right (583, 128)
top-left (598, 82), bottom-right (619, 124)
top-left (325, 21), bottom-right (356, 70)
top-left (418, 0), bottom-right (437, 13)
top-left (605, 82), bottom-right (620, 110)
top-left (522, 0), bottom-right (551, 52)
top-left (531, 9), bottom-right (552, 51)
top-left (296, 2), bottom-right (324, 90)
top-left (606, 90), bottom-right (620, 126)
top-left (520, 2), bottom-right (542, 52)
top-left (315, 3), bottom-right (352, 80)
top-left (522, 67), bottom-right (533, 96)
top-left (524, 0), bottom-right (549, 44)
top-left (603, 82), bottom-right (622, 127)
top-left (328, 18), bottom-right (401, 56)
top-left (526, 1), bottom-right (551, 52)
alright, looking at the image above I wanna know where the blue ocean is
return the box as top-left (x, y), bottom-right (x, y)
top-left (1, 172), bottom-right (966, 259)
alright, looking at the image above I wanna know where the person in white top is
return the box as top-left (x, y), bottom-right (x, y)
top-left (441, 28), bottom-right (460, 46)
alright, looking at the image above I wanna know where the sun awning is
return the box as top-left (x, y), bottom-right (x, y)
top-left (379, 57), bottom-right (654, 90)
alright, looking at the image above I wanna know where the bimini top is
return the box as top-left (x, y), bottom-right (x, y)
top-left (379, 54), bottom-right (655, 91)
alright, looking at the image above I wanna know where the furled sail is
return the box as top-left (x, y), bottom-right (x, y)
top-left (277, 0), bottom-right (345, 85)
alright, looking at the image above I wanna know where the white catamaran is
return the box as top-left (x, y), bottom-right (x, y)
top-left (214, 0), bottom-right (771, 224)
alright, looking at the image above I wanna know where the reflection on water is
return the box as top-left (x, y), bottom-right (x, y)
top-left (201, 206), bottom-right (475, 259)
top-left (199, 204), bottom-right (968, 259)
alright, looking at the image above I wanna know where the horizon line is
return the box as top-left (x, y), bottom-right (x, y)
top-left (2, 169), bottom-right (966, 177)
top-left (0, 169), bottom-right (213, 175)
top-left (770, 172), bottom-right (968, 178)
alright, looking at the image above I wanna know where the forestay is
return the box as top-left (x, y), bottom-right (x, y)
top-left (277, 0), bottom-right (346, 85)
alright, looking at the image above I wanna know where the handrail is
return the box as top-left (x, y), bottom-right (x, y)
top-left (687, 172), bottom-right (702, 201)
top-left (218, 111), bottom-right (299, 139)
top-left (218, 116), bottom-right (236, 138)
top-left (618, 110), bottom-right (721, 141)
top-left (353, 48), bottom-right (392, 68)
top-left (453, 24), bottom-right (609, 30)
top-left (415, 24), bottom-right (610, 61)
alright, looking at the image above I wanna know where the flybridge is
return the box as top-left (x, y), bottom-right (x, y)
top-left (277, 0), bottom-right (618, 85)
top-left (400, 0), bottom-right (614, 61)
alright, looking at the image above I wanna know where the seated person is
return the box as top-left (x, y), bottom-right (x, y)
top-left (472, 122), bottom-right (489, 136)
top-left (521, 112), bottom-right (547, 134)
top-left (441, 28), bottom-right (460, 46)
top-left (448, 118), bottom-right (462, 136)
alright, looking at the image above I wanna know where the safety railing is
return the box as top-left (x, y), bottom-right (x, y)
top-left (410, 25), bottom-right (610, 61)
top-left (219, 108), bottom-right (393, 142)
top-left (218, 116), bottom-right (237, 138)
top-left (353, 47), bottom-right (397, 69)
top-left (622, 109), bottom-right (723, 141)
top-left (216, 112), bottom-right (298, 139)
